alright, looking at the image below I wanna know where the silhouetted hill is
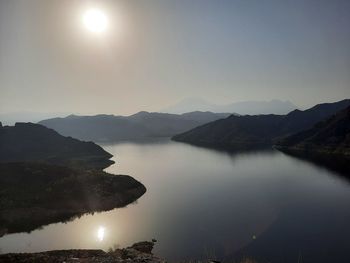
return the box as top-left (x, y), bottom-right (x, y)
top-left (276, 106), bottom-right (350, 158)
top-left (39, 111), bottom-right (231, 142)
top-left (0, 123), bottom-right (148, 236)
top-left (0, 162), bottom-right (146, 236)
top-left (0, 122), bottom-right (113, 169)
top-left (162, 97), bottom-right (297, 115)
top-left (172, 99), bottom-right (350, 149)
top-left (277, 99), bottom-right (350, 135)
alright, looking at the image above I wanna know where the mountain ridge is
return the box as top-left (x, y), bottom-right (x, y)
top-left (39, 111), bottom-right (231, 142)
top-left (162, 98), bottom-right (298, 115)
top-left (276, 106), bottom-right (350, 158)
top-left (172, 99), bottom-right (350, 150)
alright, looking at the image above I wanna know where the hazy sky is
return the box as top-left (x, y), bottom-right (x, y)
top-left (0, 0), bottom-right (349, 115)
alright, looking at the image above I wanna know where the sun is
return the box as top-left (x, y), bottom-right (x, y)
top-left (83, 8), bottom-right (108, 33)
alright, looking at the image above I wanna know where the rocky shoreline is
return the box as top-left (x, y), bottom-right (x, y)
top-left (0, 241), bottom-right (166, 263)
top-left (0, 162), bottom-right (146, 237)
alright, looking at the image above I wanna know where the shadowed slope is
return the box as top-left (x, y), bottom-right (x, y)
top-left (276, 106), bottom-right (350, 158)
top-left (172, 99), bottom-right (350, 150)
top-left (0, 122), bottom-right (113, 169)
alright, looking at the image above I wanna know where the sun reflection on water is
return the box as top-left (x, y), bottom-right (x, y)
top-left (97, 226), bottom-right (105, 242)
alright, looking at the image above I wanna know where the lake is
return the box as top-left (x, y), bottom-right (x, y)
top-left (1, 139), bottom-right (350, 262)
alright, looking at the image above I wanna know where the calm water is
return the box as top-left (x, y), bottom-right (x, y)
top-left (1, 139), bottom-right (350, 262)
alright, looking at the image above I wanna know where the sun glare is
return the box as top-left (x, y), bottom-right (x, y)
top-left (83, 8), bottom-right (108, 33)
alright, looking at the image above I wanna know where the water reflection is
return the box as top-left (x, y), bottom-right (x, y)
top-left (97, 226), bottom-right (106, 242)
top-left (0, 139), bottom-right (350, 263)
top-left (277, 149), bottom-right (350, 181)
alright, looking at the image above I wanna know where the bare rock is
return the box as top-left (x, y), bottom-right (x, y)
top-left (129, 241), bottom-right (155, 254)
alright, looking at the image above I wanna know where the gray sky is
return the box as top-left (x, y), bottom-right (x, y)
top-left (0, 0), bottom-right (349, 115)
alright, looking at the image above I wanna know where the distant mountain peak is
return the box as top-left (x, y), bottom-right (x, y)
top-left (130, 111), bottom-right (151, 117)
top-left (162, 98), bottom-right (298, 115)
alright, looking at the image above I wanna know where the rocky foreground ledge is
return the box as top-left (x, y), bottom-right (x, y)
top-left (0, 241), bottom-right (166, 263)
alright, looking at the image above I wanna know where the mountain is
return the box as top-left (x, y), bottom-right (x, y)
top-left (38, 111), bottom-right (231, 142)
top-left (161, 98), bottom-right (218, 113)
top-left (0, 122), bottom-right (113, 169)
top-left (276, 106), bottom-right (350, 158)
top-left (172, 99), bottom-right (350, 150)
top-left (0, 122), bottom-right (146, 235)
top-left (162, 97), bottom-right (298, 115)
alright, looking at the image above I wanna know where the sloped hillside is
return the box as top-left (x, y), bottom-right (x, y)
top-left (0, 122), bottom-right (113, 169)
top-left (172, 99), bottom-right (350, 150)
